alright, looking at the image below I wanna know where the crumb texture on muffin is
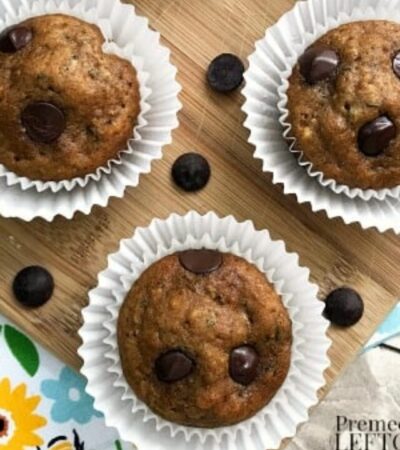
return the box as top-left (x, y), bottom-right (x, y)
top-left (0, 14), bottom-right (140, 181)
top-left (117, 252), bottom-right (292, 428)
top-left (288, 20), bottom-right (400, 190)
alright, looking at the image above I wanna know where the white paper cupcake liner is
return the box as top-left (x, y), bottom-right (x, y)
top-left (78, 211), bottom-right (331, 450)
top-left (0, 0), bottom-right (181, 220)
top-left (242, 0), bottom-right (400, 232)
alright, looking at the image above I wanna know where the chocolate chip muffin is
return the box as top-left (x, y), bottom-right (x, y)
top-left (117, 249), bottom-right (292, 428)
top-left (0, 14), bottom-right (140, 181)
top-left (287, 21), bottom-right (400, 190)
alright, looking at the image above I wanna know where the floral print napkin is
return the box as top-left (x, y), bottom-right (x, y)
top-left (0, 316), bottom-right (135, 450)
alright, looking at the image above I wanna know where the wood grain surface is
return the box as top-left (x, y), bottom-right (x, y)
top-left (0, 0), bottom-right (398, 447)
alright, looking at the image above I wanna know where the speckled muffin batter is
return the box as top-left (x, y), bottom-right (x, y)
top-left (0, 14), bottom-right (140, 181)
top-left (287, 21), bottom-right (400, 190)
top-left (117, 250), bottom-right (292, 428)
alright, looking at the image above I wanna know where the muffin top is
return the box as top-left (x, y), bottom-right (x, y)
top-left (0, 14), bottom-right (140, 181)
top-left (288, 20), bottom-right (400, 190)
top-left (117, 250), bottom-right (292, 428)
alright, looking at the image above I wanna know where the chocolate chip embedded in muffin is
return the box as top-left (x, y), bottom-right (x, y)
top-left (0, 14), bottom-right (140, 181)
top-left (357, 115), bottom-right (396, 157)
top-left (393, 52), bottom-right (400, 79)
top-left (287, 21), bottom-right (400, 190)
top-left (229, 345), bottom-right (259, 386)
top-left (21, 102), bottom-right (66, 144)
top-left (155, 349), bottom-right (195, 383)
top-left (0, 25), bottom-right (33, 53)
top-left (178, 249), bottom-right (222, 274)
top-left (299, 46), bottom-right (340, 85)
top-left (117, 252), bottom-right (292, 427)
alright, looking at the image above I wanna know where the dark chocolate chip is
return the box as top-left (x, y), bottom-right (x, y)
top-left (21, 102), bottom-right (66, 144)
top-left (358, 115), bottom-right (396, 157)
top-left (299, 46), bottom-right (340, 85)
top-left (179, 249), bottom-right (223, 274)
top-left (207, 53), bottom-right (245, 93)
top-left (393, 52), bottom-right (400, 79)
top-left (0, 26), bottom-right (33, 53)
top-left (229, 345), bottom-right (259, 386)
top-left (155, 350), bottom-right (194, 383)
top-left (323, 287), bottom-right (364, 327)
top-left (13, 266), bottom-right (54, 308)
top-left (172, 153), bottom-right (211, 192)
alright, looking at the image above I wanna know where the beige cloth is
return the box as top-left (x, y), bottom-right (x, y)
top-left (286, 337), bottom-right (400, 450)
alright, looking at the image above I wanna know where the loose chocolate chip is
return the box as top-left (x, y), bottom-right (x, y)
top-left (21, 102), bottom-right (66, 144)
top-left (323, 287), bottom-right (364, 327)
top-left (207, 53), bottom-right (245, 93)
top-left (393, 52), bottom-right (400, 79)
top-left (155, 350), bottom-right (194, 383)
top-left (229, 345), bottom-right (259, 386)
top-left (299, 46), bottom-right (340, 85)
top-left (358, 116), bottom-right (396, 157)
top-left (13, 266), bottom-right (54, 308)
top-left (172, 153), bottom-right (211, 192)
top-left (179, 249), bottom-right (223, 274)
top-left (0, 26), bottom-right (33, 53)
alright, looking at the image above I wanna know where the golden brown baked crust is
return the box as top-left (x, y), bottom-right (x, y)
top-left (0, 14), bottom-right (140, 181)
top-left (288, 21), bottom-right (400, 190)
top-left (117, 252), bottom-right (292, 428)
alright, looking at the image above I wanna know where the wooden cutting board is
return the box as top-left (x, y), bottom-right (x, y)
top-left (0, 0), bottom-right (398, 447)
